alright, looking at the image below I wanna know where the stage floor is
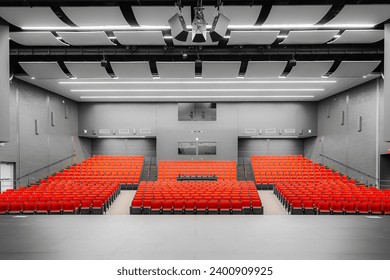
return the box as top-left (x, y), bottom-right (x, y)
top-left (0, 215), bottom-right (389, 260)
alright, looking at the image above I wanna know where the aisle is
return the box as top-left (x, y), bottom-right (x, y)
top-left (107, 190), bottom-right (135, 215)
top-left (258, 190), bottom-right (288, 215)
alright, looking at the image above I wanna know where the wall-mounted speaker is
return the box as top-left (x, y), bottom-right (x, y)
top-left (210, 13), bottom-right (230, 42)
top-left (168, 13), bottom-right (188, 42)
top-left (51, 112), bottom-right (55, 127)
top-left (35, 119), bottom-right (39, 135)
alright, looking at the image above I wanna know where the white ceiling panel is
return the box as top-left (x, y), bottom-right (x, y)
top-left (202, 61), bottom-right (241, 78)
top-left (10, 32), bottom-right (68, 46)
top-left (57, 31), bottom-right (115, 46)
top-left (325, 5), bottom-right (390, 26)
top-left (281, 30), bottom-right (339, 44)
top-left (19, 62), bottom-right (68, 79)
top-left (262, 5), bottom-right (331, 26)
top-left (61, 7), bottom-right (129, 27)
top-left (288, 61), bottom-right (334, 78)
top-left (111, 62), bottom-right (153, 79)
top-left (156, 62), bottom-right (195, 79)
top-left (245, 61), bottom-right (287, 78)
top-left (65, 62), bottom-right (111, 79)
top-left (132, 6), bottom-right (191, 26)
top-left (228, 31), bottom-right (279, 45)
top-left (173, 32), bottom-right (218, 46)
top-left (0, 7), bottom-right (70, 28)
top-left (330, 30), bottom-right (384, 44)
top-left (203, 5), bottom-right (262, 26)
top-left (114, 31), bottom-right (165, 45)
top-left (331, 61), bottom-right (381, 78)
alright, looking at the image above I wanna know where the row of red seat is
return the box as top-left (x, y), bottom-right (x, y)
top-left (131, 181), bottom-right (262, 215)
top-left (0, 155), bottom-right (143, 215)
top-left (158, 160), bottom-right (237, 181)
top-left (251, 155), bottom-right (390, 215)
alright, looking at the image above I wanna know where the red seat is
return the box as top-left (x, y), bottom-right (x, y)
top-left (317, 201), bottom-right (331, 215)
top-left (184, 200), bottom-right (195, 214)
top-left (219, 200), bottom-right (231, 214)
top-left (290, 200), bottom-right (303, 215)
top-left (252, 199), bottom-right (263, 215)
top-left (173, 200), bottom-right (185, 214)
top-left (343, 202), bottom-right (356, 215)
top-left (369, 203), bottom-right (382, 215)
top-left (151, 200), bottom-right (162, 214)
top-left (356, 202), bottom-right (369, 215)
top-left (196, 200), bottom-right (207, 214)
top-left (383, 203), bottom-right (390, 215)
top-left (23, 202), bottom-right (36, 214)
top-left (130, 199), bottom-right (142, 215)
top-left (231, 200), bottom-right (242, 214)
top-left (36, 202), bottom-right (50, 214)
top-left (91, 200), bottom-right (104, 214)
top-left (8, 202), bottom-right (23, 215)
top-left (63, 201), bottom-right (78, 215)
top-left (207, 200), bottom-right (219, 214)
top-left (331, 202), bottom-right (343, 215)
top-left (162, 200), bottom-right (173, 214)
top-left (302, 200), bottom-right (314, 214)
top-left (80, 200), bottom-right (92, 214)
top-left (0, 202), bottom-right (9, 215)
top-left (50, 201), bottom-right (63, 214)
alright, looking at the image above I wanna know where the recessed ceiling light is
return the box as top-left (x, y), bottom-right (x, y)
top-left (72, 89), bottom-right (324, 92)
top-left (80, 95), bottom-right (315, 99)
top-left (59, 80), bottom-right (336, 84)
top-left (31, 77), bottom-right (36, 80)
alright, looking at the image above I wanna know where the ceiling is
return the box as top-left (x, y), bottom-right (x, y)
top-left (1, 0), bottom-right (388, 102)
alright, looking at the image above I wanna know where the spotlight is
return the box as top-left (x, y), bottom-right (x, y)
top-left (289, 55), bottom-right (296, 67)
top-left (210, 1), bottom-right (230, 42)
top-left (182, 52), bottom-right (188, 59)
top-left (192, 3), bottom-right (207, 43)
top-left (168, 1), bottom-right (189, 42)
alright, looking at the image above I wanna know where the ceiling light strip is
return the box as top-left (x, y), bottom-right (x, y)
top-left (72, 89), bottom-right (324, 92)
top-left (60, 80), bottom-right (336, 84)
top-left (21, 24), bottom-right (376, 31)
top-left (80, 95), bottom-right (315, 99)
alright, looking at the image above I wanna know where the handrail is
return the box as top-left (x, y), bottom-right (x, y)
top-left (17, 154), bottom-right (76, 180)
top-left (319, 154), bottom-right (378, 184)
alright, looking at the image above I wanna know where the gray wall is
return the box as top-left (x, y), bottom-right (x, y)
top-left (79, 102), bottom-right (317, 161)
top-left (238, 139), bottom-right (304, 158)
top-left (304, 78), bottom-right (390, 186)
top-left (0, 79), bottom-right (90, 186)
top-left (0, 24), bottom-right (9, 142)
top-left (91, 138), bottom-right (156, 158)
top-left (237, 102), bottom-right (318, 138)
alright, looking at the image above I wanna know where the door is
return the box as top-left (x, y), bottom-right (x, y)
top-left (0, 162), bottom-right (15, 192)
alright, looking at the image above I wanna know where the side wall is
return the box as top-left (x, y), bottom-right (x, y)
top-left (0, 78), bottom-right (90, 186)
top-left (304, 78), bottom-right (390, 186)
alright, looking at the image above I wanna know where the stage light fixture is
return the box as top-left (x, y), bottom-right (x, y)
top-left (210, 1), bottom-right (230, 42)
top-left (168, 1), bottom-right (189, 42)
top-left (192, 2), bottom-right (207, 43)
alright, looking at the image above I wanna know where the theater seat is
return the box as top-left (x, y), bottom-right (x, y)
top-left (8, 202), bottom-right (23, 215)
top-left (369, 203), bottom-right (382, 215)
top-left (196, 200), bottom-right (207, 214)
top-left (231, 200), bottom-right (242, 215)
top-left (63, 202), bottom-right (78, 215)
top-left (151, 200), bottom-right (162, 214)
top-left (343, 202), bottom-right (357, 215)
top-left (173, 200), bottom-right (185, 215)
top-left (91, 200), bottom-right (104, 214)
top-left (356, 202), bottom-right (369, 215)
top-left (0, 202), bottom-right (9, 215)
top-left (23, 202), bottom-right (36, 215)
top-left (80, 200), bottom-right (92, 214)
top-left (252, 199), bottom-right (263, 215)
top-left (162, 200), bottom-right (173, 214)
top-left (50, 201), bottom-right (63, 215)
top-left (219, 200), bottom-right (231, 214)
top-left (317, 201), bottom-right (331, 215)
top-left (383, 203), bottom-right (390, 215)
top-left (302, 200), bottom-right (315, 215)
top-left (330, 202), bottom-right (343, 215)
top-left (130, 199), bottom-right (142, 215)
top-left (290, 200), bottom-right (303, 215)
top-left (36, 202), bottom-right (50, 215)
top-left (207, 200), bottom-right (219, 214)
top-left (184, 200), bottom-right (195, 215)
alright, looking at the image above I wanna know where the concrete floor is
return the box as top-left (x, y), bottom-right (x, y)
top-left (0, 215), bottom-right (389, 260)
top-left (258, 190), bottom-right (288, 215)
top-left (106, 190), bottom-right (135, 215)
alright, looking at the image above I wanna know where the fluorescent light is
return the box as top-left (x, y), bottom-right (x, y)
top-left (21, 24), bottom-right (376, 31)
top-left (163, 36), bottom-right (173, 39)
top-left (333, 34), bottom-right (341, 38)
top-left (56, 36), bottom-right (63, 40)
top-left (21, 25), bottom-right (171, 31)
top-left (224, 36), bottom-right (231, 39)
top-left (278, 76), bottom-right (287, 79)
top-left (321, 75), bottom-right (329, 79)
top-left (97, 136), bottom-right (146, 138)
top-left (60, 80), bottom-right (336, 84)
top-left (152, 77), bottom-right (160, 80)
top-left (108, 36), bottom-right (117, 39)
top-left (80, 95), bottom-right (315, 99)
top-left (70, 77), bottom-right (78, 80)
top-left (72, 89), bottom-right (324, 92)
top-left (277, 35), bottom-right (288, 39)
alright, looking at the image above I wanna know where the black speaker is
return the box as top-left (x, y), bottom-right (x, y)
top-left (168, 13), bottom-right (188, 42)
top-left (210, 13), bottom-right (230, 42)
top-left (192, 22), bottom-right (207, 43)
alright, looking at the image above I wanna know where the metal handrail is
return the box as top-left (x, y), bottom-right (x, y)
top-left (17, 154), bottom-right (76, 180)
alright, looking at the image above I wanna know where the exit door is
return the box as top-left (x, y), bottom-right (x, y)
top-left (0, 162), bottom-right (15, 192)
